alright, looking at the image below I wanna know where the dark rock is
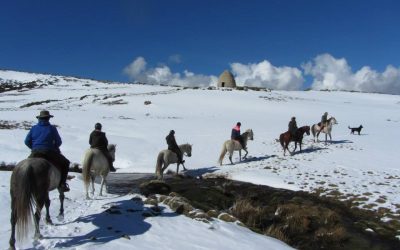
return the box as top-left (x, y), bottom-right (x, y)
top-left (139, 180), bottom-right (171, 196)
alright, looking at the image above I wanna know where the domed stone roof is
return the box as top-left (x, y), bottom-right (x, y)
top-left (217, 70), bottom-right (236, 88)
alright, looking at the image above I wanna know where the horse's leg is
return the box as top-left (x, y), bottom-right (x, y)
top-left (34, 198), bottom-right (44, 240)
top-left (285, 141), bottom-right (292, 155)
top-left (9, 196), bottom-right (16, 250)
top-left (176, 163), bottom-right (180, 175)
top-left (99, 176), bottom-right (105, 196)
top-left (160, 163), bottom-right (169, 180)
top-left (283, 143), bottom-right (286, 156)
top-left (91, 175), bottom-right (95, 196)
top-left (182, 162), bottom-right (187, 171)
top-left (85, 179), bottom-right (90, 199)
top-left (239, 150), bottom-right (242, 161)
top-left (243, 148), bottom-right (248, 159)
top-left (58, 189), bottom-right (65, 218)
top-left (229, 150), bottom-right (234, 165)
top-left (292, 142), bottom-right (297, 155)
top-left (44, 194), bottom-right (53, 225)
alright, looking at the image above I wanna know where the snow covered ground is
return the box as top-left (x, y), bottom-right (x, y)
top-left (1, 69), bottom-right (400, 249)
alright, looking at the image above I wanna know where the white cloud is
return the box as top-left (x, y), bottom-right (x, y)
top-left (303, 54), bottom-right (400, 94)
top-left (123, 56), bottom-right (146, 77)
top-left (123, 57), bottom-right (217, 87)
top-left (230, 60), bottom-right (304, 90)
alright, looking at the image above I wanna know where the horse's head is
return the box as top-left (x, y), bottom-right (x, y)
top-left (244, 129), bottom-right (254, 140)
top-left (107, 144), bottom-right (116, 160)
top-left (304, 126), bottom-right (310, 136)
top-left (181, 143), bottom-right (192, 157)
top-left (329, 117), bottom-right (338, 125)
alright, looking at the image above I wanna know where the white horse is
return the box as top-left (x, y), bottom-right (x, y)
top-left (155, 143), bottom-right (192, 180)
top-left (82, 144), bottom-right (116, 199)
top-left (218, 129), bottom-right (254, 165)
top-left (311, 117), bottom-right (338, 144)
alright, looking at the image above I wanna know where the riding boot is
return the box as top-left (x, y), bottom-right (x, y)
top-left (59, 163), bottom-right (70, 192)
top-left (178, 154), bottom-right (185, 164)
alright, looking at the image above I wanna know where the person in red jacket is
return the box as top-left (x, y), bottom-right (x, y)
top-left (231, 122), bottom-right (245, 149)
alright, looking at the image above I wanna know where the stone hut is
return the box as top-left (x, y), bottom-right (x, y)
top-left (217, 70), bottom-right (236, 88)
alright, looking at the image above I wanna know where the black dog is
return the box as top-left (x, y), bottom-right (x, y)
top-left (348, 125), bottom-right (363, 135)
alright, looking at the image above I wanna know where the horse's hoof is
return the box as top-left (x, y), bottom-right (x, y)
top-left (46, 219), bottom-right (53, 225)
top-left (34, 233), bottom-right (43, 240)
top-left (57, 214), bottom-right (64, 221)
top-left (9, 246), bottom-right (16, 250)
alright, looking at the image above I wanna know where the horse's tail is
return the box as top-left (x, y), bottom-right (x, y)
top-left (218, 142), bottom-right (227, 165)
top-left (13, 163), bottom-right (36, 241)
top-left (82, 149), bottom-right (94, 189)
top-left (279, 133), bottom-right (285, 148)
top-left (311, 125), bottom-right (316, 137)
top-left (155, 152), bottom-right (164, 175)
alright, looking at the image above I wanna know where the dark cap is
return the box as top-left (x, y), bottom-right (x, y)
top-left (170, 130), bottom-right (175, 134)
top-left (95, 123), bottom-right (102, 130)
top-left (236, 122), bottom-right (241, 126)
top-left (36, 110), bottom-right (54, 119)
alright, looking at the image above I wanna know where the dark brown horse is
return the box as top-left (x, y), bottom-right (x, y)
top-left (9, 158), bottom-right (65, 250)
top-left (279, 126), bottom-right (310, 156)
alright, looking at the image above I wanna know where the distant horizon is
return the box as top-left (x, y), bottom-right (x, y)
top-left (1, 1), bottom-right (399, 93)
top-left (2, 67), bottom-right (400, 96)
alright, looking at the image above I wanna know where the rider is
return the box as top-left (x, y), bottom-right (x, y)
top-left (24, 110), bottom-right (70, 192)
top-left (288, 117), bottom-right (298, 139)
top-left (89, 123), bottom-right (116, 172)
top-left (231, 122), bottom-right (245, 149)
top-left (319, 112), bottom-right (328, 132)
top-left (166, 130), bottom-right (185, 164)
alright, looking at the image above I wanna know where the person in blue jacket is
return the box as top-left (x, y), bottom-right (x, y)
top-left (25, 110), bottom-right (70, 192)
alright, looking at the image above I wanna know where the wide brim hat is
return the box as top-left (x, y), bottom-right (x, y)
top-left (36, 110), bottom-right (54, 119)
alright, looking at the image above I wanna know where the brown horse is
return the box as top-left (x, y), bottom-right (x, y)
top-left (9, 158), bottom-right (65, 250)
top-left (279, 126), bottom-right (310, 156)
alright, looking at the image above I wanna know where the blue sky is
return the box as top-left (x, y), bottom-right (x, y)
top-left (1, 0), bottom-right (400, 91)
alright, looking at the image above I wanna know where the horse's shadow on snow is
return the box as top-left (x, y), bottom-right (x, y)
top-left (240, 155), bottom-right (276, 163)
top-left (220, 155), bottom-right (275, 166)
top-left (326, 139), bottom-right (353, 144)
top-left (49, 198), bottom-right (176, 247)
top-left (184, 166), bottom-right (220, 176)
top-left (291, 146), bottom-right (327, 155)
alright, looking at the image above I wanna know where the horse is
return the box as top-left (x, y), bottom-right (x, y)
top-left (155, 143), bottom-right (192, 180)
top-left (311, 117), bottom-right (338, 144)
top-left (9, 158), bottom-right (65, 250)
top-left (279, 126), bottom-right (310, 156)
top-left (218, 129), bottom-right (254, 165)
top-left (82, 144), bottom-right (116, 199)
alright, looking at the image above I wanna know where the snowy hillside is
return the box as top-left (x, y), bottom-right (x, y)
top-left (1, 69), bottom-right (400, 249)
